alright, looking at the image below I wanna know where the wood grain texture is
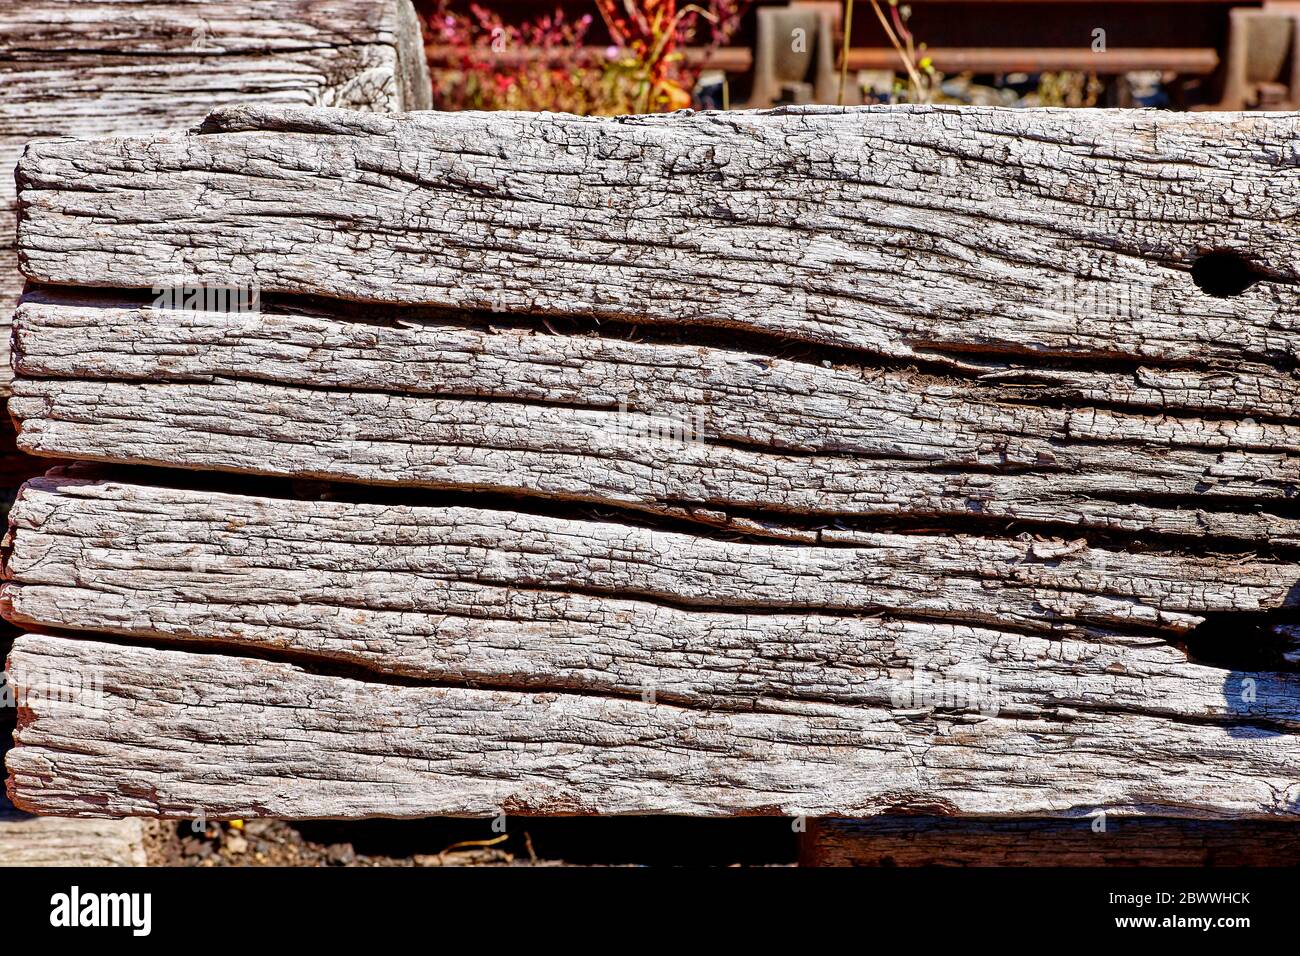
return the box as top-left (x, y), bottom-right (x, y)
top-left (13, 296), bottom-right (1300, 547)
top-left (9, 105), bottom-right (1300, 822)
top-left (0, 0), bottom-right (431, 394)
top-left (800, 817), bottom-right (1300, 866)
top-left (5, 476), bottom-right (1300, 818)
top-left (6, 474), bottom-right (1300, 718)
top-left (8, 475), bottom-right (1300, 641)
top-left (7, 631), bottom-right (1300, 819)
top-left (15, 105), bottom-right (1300, 383)
top-left (0, 814), bottom-right (148, 866)
top-left (0, 796), bottom-right (148, 866)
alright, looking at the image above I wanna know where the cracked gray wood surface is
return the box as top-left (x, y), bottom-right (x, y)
top-left (8, 475), bottom-right (1299, 639)
top-left (7, 631), bottom-right (1300, 819)
top-left (10, 296), bottom-right (1300, 546)
top-left (0, 0), bottom-right (430, 394)
top-left (15, 105), bottom-right (1300, 383)
top-left (6, 475), bottom-right (1300, 817)
top-left (5, 472), bottom-right (1300, 719)
top-left (8, 105), bottom-right (1300, 820)
top-left (0, 2), bottom-right (429, 846)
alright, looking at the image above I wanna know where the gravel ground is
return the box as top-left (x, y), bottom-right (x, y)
top-left (155, 817), bottom-right (799, 867)
top-left (162, 820), bottom-right (521, 867)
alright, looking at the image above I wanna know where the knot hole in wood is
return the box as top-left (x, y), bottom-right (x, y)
top-left (1192, 251), bottom-right (1265, 297)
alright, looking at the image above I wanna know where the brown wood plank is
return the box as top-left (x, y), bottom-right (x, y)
top-left (801, 817), bottom-right (1300, 866)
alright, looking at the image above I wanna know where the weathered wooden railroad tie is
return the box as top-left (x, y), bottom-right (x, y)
top-left (0, 0), bottom-right (429, 866)
top-left (4, 105), bottom-right (1300, 852)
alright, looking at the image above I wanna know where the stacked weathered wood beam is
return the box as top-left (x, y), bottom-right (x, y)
top-left (5, 105), bottom-right (1300, 841)
top-left (0, 0), bottom-right (431, 392)
top-left (0, 0), bottom-right (429, 866)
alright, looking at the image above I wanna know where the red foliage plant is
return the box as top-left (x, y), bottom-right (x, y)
top-left (425, 0), bottom-right (750, 114)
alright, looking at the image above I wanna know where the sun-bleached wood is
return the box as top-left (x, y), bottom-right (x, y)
top-left (15, 105), bottom-right (1300, 385)
top-left (6, 475), bottom-right (1300, 724)
top-left (6, 476), bottom-right (1300, 817)
top-left (12, 297), bottom-right (1300, 546)
top-left (8, 473), bottom-right (1300, 711)
top-left (9, 105), bottom-right (1300, 823)
top-left (7, 632), bottom-right (1300, 819)
top-left (8, 475), bottom-right (1300, 641)
top-left (0, 799), bottom-right (148, 866)
top-left (0, 0), bottom-right (430, 394)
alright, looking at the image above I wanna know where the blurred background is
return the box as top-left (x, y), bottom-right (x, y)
top-left (418, 0), bottom-right (1300, 113)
